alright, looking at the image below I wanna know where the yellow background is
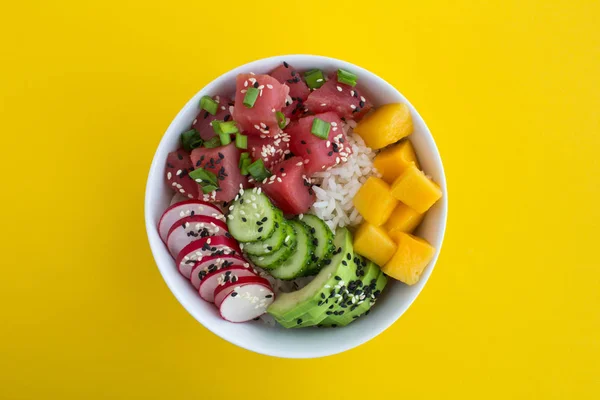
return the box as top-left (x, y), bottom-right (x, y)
top-left (1, 0), bottom-right (598, 398)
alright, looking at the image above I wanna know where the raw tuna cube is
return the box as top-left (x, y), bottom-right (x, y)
top-left (260, 156), bottom-right (315, 215)
top-left (286, 112), bottom-right (352, 176)
top-left (247, 133), bottom-right (290, 170)
top-left (166, 149), bottom-right (199, 199)
top-left (232, 74), bottom-right (289, 136)
top-left (190, 143), bottom-right (249, 202)
top-left (270, 63), bottom-right (310, 120)
top-left (305, 79), bottom-right (372, 120)
top-left (192, 95), bottom-right (234, 140)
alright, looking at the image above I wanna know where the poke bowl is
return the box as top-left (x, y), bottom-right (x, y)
top-left (145, 55), bottom-right (447, 358)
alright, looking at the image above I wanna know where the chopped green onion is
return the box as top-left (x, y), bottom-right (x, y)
top-left (235, 133), bottom-right (247, 149)
top-left (200, 95), bottom-right (218, 115)
top-left (275, 111), bottom-right (286, 129)
top-left (311, 118), bottom-right (331, 139)
top-left (247, 159), bottom-right (271, 181)
top-left (201, 184), bottom-right (218, 194)
top-left (204, 136), bottom-right (221, 148)
top-left (304, 69), bottom-right (325, 90)
top-left (337, 69), bottom-right (358, 87)
top-left (211, 120), bottom-right (223, 135)
top-left (243, 87), bottom-right (260, 108)
top-left (219, 121), bottom-right (239, 135)
top-left (189, 168), bottom-right (218, 186)
top-left (180, 129), bottom-right (203, 151)
top-left (239, 153), bottom-right (251, 175)
top-left (219, 133), bottom-right (232, 145)
top-left (239, 152), bottom-right (250, 169)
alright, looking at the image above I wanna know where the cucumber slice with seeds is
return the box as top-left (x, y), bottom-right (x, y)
top-left (227, 190), bottom-right (279, 242)
top-left (248, 223), bottom-right (297, 269)
top-left (270, 220), bottom-right (315, 280)
top-left (301, 214), bottom-right (335, 276)
top-left (243, 220), bottom-right (288, 256)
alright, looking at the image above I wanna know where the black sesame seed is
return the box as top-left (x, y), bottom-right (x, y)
top-left (297, 318), bottom-right (303, 325)
top-left (231, 292), bottom-right (238, 297)
top-left (359, 101), bottom-right (365, 108)
top-left (300, 140), bottom-right (307, 145)
top-left (253, 82), bottom-right (259, 88)
top-left (283, 61), bottom-right (289, 68)
top-left (265, 294), bottom-right (273, 298)
top-left (242, 217), bottom-right (247, 222)
top-left (327, 151), bottom-right (334, 156)
top-left (224, 114), bottom-right (231, 121)
top-left (167, 162), bottom-right (174, 168)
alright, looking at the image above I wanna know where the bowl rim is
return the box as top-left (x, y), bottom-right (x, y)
top-left (145, 54), bottom-right (448, 358)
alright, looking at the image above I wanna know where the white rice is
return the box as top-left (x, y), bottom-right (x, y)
top-left (309, 123), bottom-right (381, 232)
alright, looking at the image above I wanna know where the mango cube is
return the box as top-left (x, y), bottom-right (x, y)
top-left (385, 202), bottom-right (425, 239)
top-left (354, 103), bottom-right (413, 150)
top-left (374, 139), bottom-right (420, 184)
top-left (354, 222), bottom-right (397, 266)
top-left (382, 233), bottom-right (435, 285)
top-left (353, 177), bottom-right (398, 226)
top-left (390, 164), bottom-right (442, 213)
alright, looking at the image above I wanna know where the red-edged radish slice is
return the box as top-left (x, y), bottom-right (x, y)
top-left (175, 236), bottom-right (242, 279)
top-left (158, 200), bottom-right (223, 243)
top-left (189, 254), bottom-right (248, 289)
top-left (214, 276), bottom-right (272, 308)
top-left (166, 215), bottom-right (229, 258)
top-left (214, 276), bottom-right (275, 322)
top-left (199, 266), bottom-right (258, 302)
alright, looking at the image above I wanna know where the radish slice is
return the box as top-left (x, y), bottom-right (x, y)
top-left (158, 200), bottom-right (223, 243)
top-left (214, 277), bottom-right (275, 322)
top-left (199, 266), bottom-right (258, 302)
top-left (166, 215), bottom-right (229, 258)
top-left (189, 254), bottom-right (249, 289)
top-left (175, 236), bottom-right (242, 279)
top-left (214, 276), bottom-right (272, 308)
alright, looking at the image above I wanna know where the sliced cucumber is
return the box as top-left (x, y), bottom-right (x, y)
top-left (227, 190), bottom-right (280, 242)
top-left (270, 220), bottom-right (315, 281)
top-left (267, 228), bottom-right (355, 322)
top-left (243, 220), bottom-right (287, 256)
top-left (301, 214), bottom-right (335, 276)
top-left (248, 223), bottom-right (297, 269)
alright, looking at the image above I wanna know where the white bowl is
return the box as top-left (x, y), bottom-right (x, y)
top-left (145, 55), bottom-right (448, 358)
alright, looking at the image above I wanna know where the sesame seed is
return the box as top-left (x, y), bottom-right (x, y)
top-left (336, 86), bottom-right (343, 92)
top-left (316, 78), bottom-right (323, 82)
top-left (241, 89), bottom-right (247, 94)
top-left (167, 172), bottom-right (172, 180)
top-left (350, 104), bottom-right (356, 109)
top-left (299, 213), bottom-right (303, 220)
top-left (266, 84), bottom-right (273, 89)
top-left (321, 103), bottom-right (327, 106)
top-left (360, 96), bottom-right (366, 102)
top-left (179, 189), bottom-right (185, 193)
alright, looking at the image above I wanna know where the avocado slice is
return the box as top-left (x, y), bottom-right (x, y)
top-left (268, 228), bottom-right (355, 323)
top-left (319, 259), bottom-right (380, 326)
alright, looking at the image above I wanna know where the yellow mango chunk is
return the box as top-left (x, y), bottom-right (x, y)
top-left (385, 202), bottom-right (425, 239)
top-left (374, 139), bottom-right (420, 184)
top-left (390, 164), bottom-right (442, 213)
top-left (354, 103), bottom-right (413, 150)
top-left (353, 177), bottom-right (398, 226)
top-left (383, 233), bottom-right (435, 285)
top-left (354, 223), bottom-right (397, 266)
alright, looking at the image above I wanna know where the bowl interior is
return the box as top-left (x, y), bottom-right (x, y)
top-left (145, 55), bottom-right (447, 358)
